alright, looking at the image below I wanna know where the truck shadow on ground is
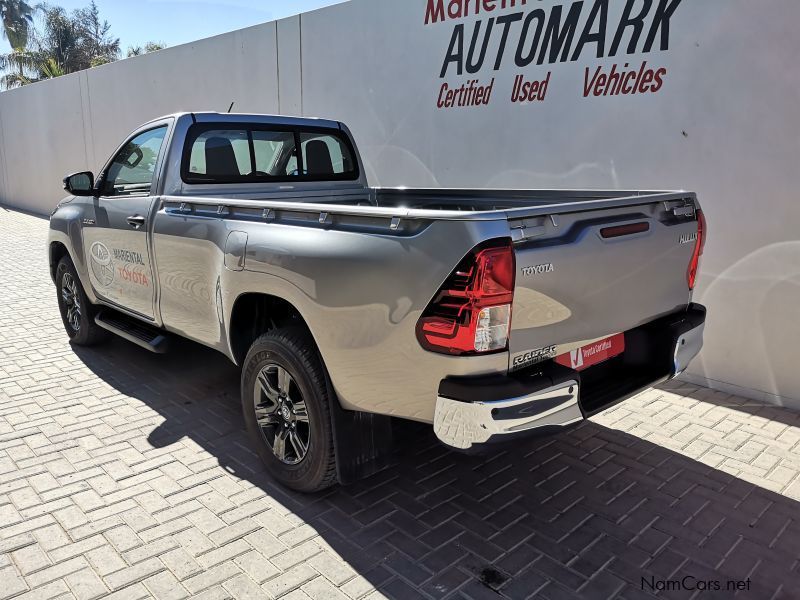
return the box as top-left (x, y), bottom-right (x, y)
top-left (72, 336), bottom-right (800, 600)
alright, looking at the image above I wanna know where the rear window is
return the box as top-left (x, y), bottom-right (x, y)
top-left (182, 124), bottom-right (358, 184)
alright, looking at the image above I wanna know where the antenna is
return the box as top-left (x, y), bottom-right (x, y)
top-left (227, 102), bottom-right (235, 113)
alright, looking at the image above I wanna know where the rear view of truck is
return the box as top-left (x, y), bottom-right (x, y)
top-left (50, 113), bottom-right (708, 491)
top-left (406, 191), bottom-right (707, 449)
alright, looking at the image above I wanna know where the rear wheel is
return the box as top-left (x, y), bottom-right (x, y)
top-left (56, 256), bottom-right (107, 346)
top-left (241, 328), bottom-right (337, 492)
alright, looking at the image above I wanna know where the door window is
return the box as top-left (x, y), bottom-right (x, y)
top-left (102, 126), bottom-right (168, 197)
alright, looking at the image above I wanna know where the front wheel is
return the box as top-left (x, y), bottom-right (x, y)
top-left (55, 256), bottom-right (108, 346)
top-left (241, 328), bottom-right (337, 492)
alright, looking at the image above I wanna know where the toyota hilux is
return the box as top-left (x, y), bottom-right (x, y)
top-left (48, 113), bottom-right (707, 491)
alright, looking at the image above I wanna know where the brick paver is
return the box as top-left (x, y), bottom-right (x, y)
top-left (1, 206), bottom-right (799, 599)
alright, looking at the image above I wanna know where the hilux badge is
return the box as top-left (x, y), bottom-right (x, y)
top-left (680, 233), bottom-right (698, 244)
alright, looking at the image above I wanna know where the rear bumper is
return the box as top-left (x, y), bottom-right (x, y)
top-left (434, 303), bottom-right (706, 450)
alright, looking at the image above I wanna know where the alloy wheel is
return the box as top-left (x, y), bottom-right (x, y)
top-left (253, 363), bottom-right (310, 464)
top-left (61, 273), bottom-right (82, 332)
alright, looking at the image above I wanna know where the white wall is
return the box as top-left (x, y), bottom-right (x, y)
top-left (1, 0), bottom-right (799, 408)
top-left (0, 21), bottom-right (281, 214)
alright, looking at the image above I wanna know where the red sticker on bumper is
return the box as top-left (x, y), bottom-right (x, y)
top-left (555, 333), bottom-right (625, 372)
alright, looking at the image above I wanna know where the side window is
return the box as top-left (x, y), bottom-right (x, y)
top-left (299, 132), bottom-right (354, 177)
top-left (102, 126), bottom-right (167, 197)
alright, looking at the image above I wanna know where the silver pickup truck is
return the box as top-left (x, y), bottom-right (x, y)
top-left (49, 113), bottom-right (707, 492)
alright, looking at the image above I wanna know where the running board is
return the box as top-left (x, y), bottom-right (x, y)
top-left (95, 310), bottom-right (170, 354)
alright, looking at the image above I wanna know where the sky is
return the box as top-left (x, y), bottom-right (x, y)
top-left (0, 0), bottom-right (346, 54)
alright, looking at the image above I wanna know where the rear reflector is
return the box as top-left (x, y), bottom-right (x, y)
top-left (600, 222), bottom-right (650, 238)
top-left (687, 209), bottom-right (706, 290)
top-left (416, 239), bottom-right (515, 355)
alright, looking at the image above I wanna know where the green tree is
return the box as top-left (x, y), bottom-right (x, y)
top-left (73, 1), bottom-right (119, 66)
top-left (0, 47), bottom-right (37, 87)
top-left (0, 0), bottom-right (35, 50)
top-left (127, 41), bottom-right (166, 58)
top-left (0, 0), bottom-right (35, 86)
top-left (0, 1), bottom-right (120, 89)
top-left (0, 51), bottom-right (63, 87)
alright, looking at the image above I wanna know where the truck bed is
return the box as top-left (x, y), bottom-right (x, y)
top-left (170, 188), bottom-right (695, 223)
top-left (162, 186), bottom-right (699, 377)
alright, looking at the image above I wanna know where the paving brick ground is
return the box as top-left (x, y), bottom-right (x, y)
top-left (1, 205), bottom-right (799, 600)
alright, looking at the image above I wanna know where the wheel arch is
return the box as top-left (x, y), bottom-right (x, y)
top-left (49, 241), bottom-right (70, 283)
top-left (228, 292), bottom-right (315, 367)
top-left (230, 291), bottom-right (397, 487)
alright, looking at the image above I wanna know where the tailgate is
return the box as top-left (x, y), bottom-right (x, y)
top-left (508, 198), bottom-right (699, 371)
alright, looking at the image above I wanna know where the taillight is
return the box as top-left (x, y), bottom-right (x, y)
top-left (687, 209), bottom-right (706, 290)
top-left (416, 239), bottom-right (515, 355)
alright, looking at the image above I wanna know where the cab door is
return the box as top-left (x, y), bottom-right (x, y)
top-left (83, 124), bottom-right (169, 320)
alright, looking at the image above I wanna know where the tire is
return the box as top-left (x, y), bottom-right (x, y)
top-left (55, 255), bottom-right (108, 346)
top-left (241, 328), bottom-right (337, 492)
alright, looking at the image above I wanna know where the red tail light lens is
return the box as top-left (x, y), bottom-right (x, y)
top-left (416, 239), bottom-right (515, 355)
top-left (687, 209), bottom-right (706, 290)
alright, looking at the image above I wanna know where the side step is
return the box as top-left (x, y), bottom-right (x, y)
top-left (95, 310), bottom-right (170, 354)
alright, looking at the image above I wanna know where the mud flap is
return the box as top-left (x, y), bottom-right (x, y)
top-left (328, 401), bottom-right (396, 485)
top-left (317, 349), bottom-right (396, 486)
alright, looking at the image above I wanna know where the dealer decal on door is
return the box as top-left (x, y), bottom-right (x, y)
top-left (89, 242), bottom-right (150, 289)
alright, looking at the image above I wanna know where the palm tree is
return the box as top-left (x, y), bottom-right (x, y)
top-left (1, 0), bottom-right (35, 88)
top-left (127, 41), bottom-right (166, 58)
top-left (0, 2), bottom-right (120, 89)
top-left (0, 0), bottom-right (35, 51)
top-left (0, 46), bottom-right (42, 87)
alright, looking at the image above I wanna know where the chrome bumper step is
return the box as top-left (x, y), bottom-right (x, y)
top-left (434, 380), bottom-right (582, 449)
top-left (434, 304), bottom-right (707, 450)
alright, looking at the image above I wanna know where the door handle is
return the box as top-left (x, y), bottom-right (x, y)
top-left (126, 215), bottom-right (146, 229)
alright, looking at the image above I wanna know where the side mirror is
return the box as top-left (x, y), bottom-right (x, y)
top-left (63, 171), bottom-right (95, 196)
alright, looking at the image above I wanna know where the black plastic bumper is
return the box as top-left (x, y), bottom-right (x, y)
top-left (434, 304), bottom-right (707, 448)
